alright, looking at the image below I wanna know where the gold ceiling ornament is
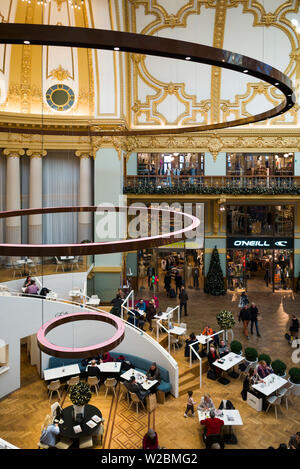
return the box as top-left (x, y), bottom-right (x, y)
top-left (49, 65), bottom-right (72, 81)
top-left (261, 12), bottom-right (277, 25)
top-left (26, 149), bottom-right (47, 158)
top-left (22, 0), bottom-right (84, 10)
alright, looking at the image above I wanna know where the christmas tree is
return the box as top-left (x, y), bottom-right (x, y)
top-left (204, 246), bottom-right (226, 295)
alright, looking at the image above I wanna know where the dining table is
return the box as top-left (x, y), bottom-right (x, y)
top-left (58, 404), bottom-right (102, 440)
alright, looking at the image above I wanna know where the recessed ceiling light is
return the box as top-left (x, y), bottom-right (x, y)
top-left (243, 70), bottom-right (248, 73)
top-left (24, 41), bottom-right (30, 45)
top-left (114, 47), bottom-right (120, 51)
top-left (185, 57), bottom-right (191, 60)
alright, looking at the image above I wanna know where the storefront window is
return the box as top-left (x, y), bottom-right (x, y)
top-left (227, 205), bottom-right (294, 236)
top-left (227, 153), bottom-right (294, 176)
top-left (137, 152), bottom-right (204, 180)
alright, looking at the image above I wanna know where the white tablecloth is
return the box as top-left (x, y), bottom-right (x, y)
top-left (213, 352), bottom-right (245, 372)
top-left (169, 326), bottom-right (186, 336)
top-left (252, 373), bottom-right (287, 396)
top-left (44, 364), bottom-right (80, 381)
top-left (120, 368), bottom-right (158, 390)
top-left (198, 409), bottom-right (243, 426)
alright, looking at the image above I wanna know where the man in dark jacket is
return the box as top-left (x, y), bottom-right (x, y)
top-left (179, 286), bottom-right (189, 316)
top-left (239, 304), bottom-right (251, 339)
top-left (249, 302), bottom-right (261, 337)
top-left (175, 271), bottom-right (183, 296)
top-left (125, 376), bottom-right (150, 401)
top-left (87, 359), bottom-right (101, 380)
top-left (164, 272), bottom-right (171, 297)
top-left (110, 294), bottom-right (123, 316)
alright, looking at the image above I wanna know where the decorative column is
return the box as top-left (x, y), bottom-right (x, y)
top-left (27, 149), bottom-right (47, 244)
top-left (3, 149), bottom-right (24, 244)
top-left (75, 151), bottom-right (93, 242)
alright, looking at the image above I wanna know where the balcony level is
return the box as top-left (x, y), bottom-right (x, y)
top-left (124, 175), bottom-right (300, 195)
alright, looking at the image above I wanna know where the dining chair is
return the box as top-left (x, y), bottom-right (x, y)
top-left (277, 385), bottom-right (294, 410)
top-left (55, 256), bottom-right (64, 272)
top-left (119, 382), bottom-right (130, 404)
top-left (129, 392), bottom-right (146, 416)
top-left (170, 335), bottom-right (179, 352)
top-left (92, 418), bottom-right (105, 446)
top-left (79, 435), bottom-right (94, 449)
top-left (47, 380), bottom-right (61, 401)
top-left (55, 437), bottom-right (73, 449)
top-left (87, 376), bottom-right (100, 395)
top-left (104, 378), bottom-right (117, 398)
top-left (70, 258), bottom-right (80, 271)
top-left (67, 375), bottom-right (80, 392)
top-left (266, 395), bottom-right (282, 419)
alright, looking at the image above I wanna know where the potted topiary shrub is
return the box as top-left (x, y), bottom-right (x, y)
top-left (288, 367), bottom-right (300, 396)
top-left (216, 310), bottom-right (235, 342)
top-left (230, 340), bottom-right (242, 355)
top-left (69, 382), bottom-right (92, 419)
top-left (271, 359), bottom-right (286, 377)
top-left (258, 353), bottom-right (271, 366)
top-left (245, 347), bottom-right (258, 363)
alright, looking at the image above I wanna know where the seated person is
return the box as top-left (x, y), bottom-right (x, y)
top-left (200, 410), bottom-right (224, 449)
top-left (257, 360), bottom-right (273, 379)
top-left (198, 393), bottom-right (215, 411)
top-left (202, 325), bottom-right (213, 337)
top-left (146, 362), bottom-right (161, 383)
top-left (125, 376), bottom-right (150, 401)
top-left (23, 276), bottom-right (32, 289)
top-left (25, 279), bottom-right (39, 295)
top-left (110, 294), bottom-right (123, 316)
top-left (207, 345), bottom-right (221, 375)
top-left (128, 309), bottom-right (145, 331)
top-left (184, 333), bottom-right (199, 361)
top-left (135, 299), bottom-right (146, 312)
top-left (218, 340), bottom-right (229, 357)
top-left (288, 432), bottom-right (300, 450)
top-left (100, 352), bottom-right (115, 363)
top-left (39, 420), bottom-right (60, 448)
top-left (87, 359), bottom-right (101, 379)
top-left (142, 428), bottom-right (159, 449)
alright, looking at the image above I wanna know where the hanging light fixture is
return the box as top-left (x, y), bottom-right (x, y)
top-left (23, 0), bottom-right (84, 9)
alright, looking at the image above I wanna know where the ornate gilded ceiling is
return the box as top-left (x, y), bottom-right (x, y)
top-left (0, 0), bottom-right (299, 134)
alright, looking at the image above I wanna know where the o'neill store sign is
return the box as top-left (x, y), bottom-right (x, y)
top-left (227, 238), bottom-right (294, 250)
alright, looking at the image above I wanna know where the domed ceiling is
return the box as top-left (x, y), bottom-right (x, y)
top-left (0, 0), bottom-right (299, 132)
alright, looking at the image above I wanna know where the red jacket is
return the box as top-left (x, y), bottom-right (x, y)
top-left (143, 433), bottom-right (159, 449)
top-left (200, 417), bottom-right (224, 436)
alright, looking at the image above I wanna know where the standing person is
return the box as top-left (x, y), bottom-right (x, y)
top-left (238, 291), bottom-right (249, 308)
top-left (179, 286), bottom-right (189, 317)
top-left (184, 390), bottom-right (196, 418)
top-left (239, 304), bottom-right (251, 339)
top-left (110, 293), bottom-right (123, 317)
top-left (164, 271), bottom-right (171, 297)
top-left (249, 302), bottom-right (261, 337)
top-left (289, 314), bottom-right (299, 343)
top-left (146, 298), bottom-right (156, 331)
top-left (142, 429), bottom-right (160, 449)
top-left (175, 271), bottom-right (183, 296)
top-left (192, 266), bottom-right (200, 289)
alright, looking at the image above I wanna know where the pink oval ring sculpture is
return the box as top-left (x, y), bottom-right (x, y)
top-left (0, 205), bottom-right (200, 256)
top-left (37, 311), bottom-right (125, 359)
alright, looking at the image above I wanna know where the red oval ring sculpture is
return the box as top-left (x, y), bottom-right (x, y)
top-left (0, 205), bottom-right (200, 256)
top-left (0, 23), bottom-right (295, 136)
top-left (37, 311), bottom-right (125, 359)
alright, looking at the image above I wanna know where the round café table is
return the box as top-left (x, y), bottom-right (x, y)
top-left (59, 404), bottom-right (102, 440)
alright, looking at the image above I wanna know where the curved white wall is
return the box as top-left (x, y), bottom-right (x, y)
top-left (0, 296), bottom-right (178, 399)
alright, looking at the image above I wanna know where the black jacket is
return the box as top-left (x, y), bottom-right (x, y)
top-left (218, 399), bottom-right (235, 410)
top-left (249, 306), bottom-right (259, 321)
top-left (179, 290), bottom-right (188, 304)
top-left (87, 365), bottom-right (101, 379)
top-left (239, 307), bottom-right (251, 322)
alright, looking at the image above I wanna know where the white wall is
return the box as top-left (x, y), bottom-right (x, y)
top-left (0, 296), bottom-right (178, 399)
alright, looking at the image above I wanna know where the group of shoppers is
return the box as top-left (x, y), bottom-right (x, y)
top-left (238, 292), bottom-right (261, 339)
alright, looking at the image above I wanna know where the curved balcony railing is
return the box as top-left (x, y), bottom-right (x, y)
top-left (124, 175), bottom-right (300, 195)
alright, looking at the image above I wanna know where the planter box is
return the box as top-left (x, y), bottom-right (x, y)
top-left (288, 379), bottom-right (300, 396)
top-left (247, 391), bottom-right (262, 411)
